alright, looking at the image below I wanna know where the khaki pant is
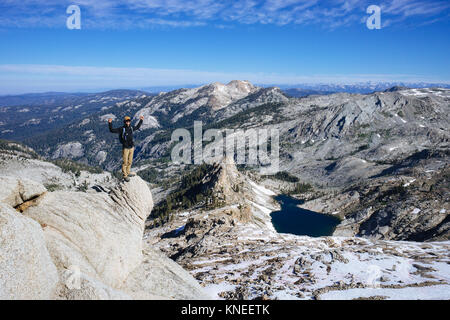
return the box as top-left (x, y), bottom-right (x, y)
top-left (122, 147), bottom-right (134, 177)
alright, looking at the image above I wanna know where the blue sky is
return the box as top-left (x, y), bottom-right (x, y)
top-left (0, 0), bottom-right (449, 94)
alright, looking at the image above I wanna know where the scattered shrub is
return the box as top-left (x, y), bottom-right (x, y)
top-left (52, 158), bottom-right (103, 175)
top-left (44, 183), bottom-right (64, 192)
top-left (76, 180), bottom-right (89, 192)
top-left (288, 182), bottom-right (313, 194)
top-left (149, 163), bottom-right (216, 227)
top-left (263, 171), bottom-right (299, 182)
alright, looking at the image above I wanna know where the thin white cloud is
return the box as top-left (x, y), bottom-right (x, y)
top-left (0, 0), bottom-right (448, 29)
top-left (383, 0), bottom-right (447, 15)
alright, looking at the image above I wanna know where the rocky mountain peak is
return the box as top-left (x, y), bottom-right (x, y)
top-left (183, 157), bottom-right (278, 226)
top-left (384, 85), bottom-right (410, 92)
top-left (207, 156), bottom-right (248, 205)
top-left (226, 79), bottom-right (256, 91)
top-left (199, 80), bottom-right (258, 110)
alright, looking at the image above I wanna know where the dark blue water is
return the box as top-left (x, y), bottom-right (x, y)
top-left (270, 194), bottom-right (341, 237)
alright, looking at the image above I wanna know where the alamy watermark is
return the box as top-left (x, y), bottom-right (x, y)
top-left (365, 265), bottom-right (382, 288)
top-left (66, 4), bottom-right (380, 31)
top-left (66, 4), bottom-right (81, 30)
top-left (366, 5), bottom-right (381, 29)
top-left (364, 261), bottom-right (412, 288)
top-left (64, 265), bottom-right (81, 290)
top-left (171, 121), bottom-right (279, 174)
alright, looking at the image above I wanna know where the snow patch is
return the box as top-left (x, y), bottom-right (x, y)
top-left (319, 285), bottom-right (450, 300)
top-left (249, 180), bottom-right (276, 196)
top-left (403, 179), bottom-right (416, 187)
top-left (99, 114), bottom-right (116, 122)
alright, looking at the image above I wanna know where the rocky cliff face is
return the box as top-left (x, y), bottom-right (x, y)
top-left (333, 167), bottom-right (449, 241)
top-left (0, 157), bottom-right (210, 299)
top-left (297, 149), bottom-right (449, 241)
top-left (0, 201), bottom-right (58, 299)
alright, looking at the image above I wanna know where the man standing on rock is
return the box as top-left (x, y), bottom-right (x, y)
top-left (108, 115), bottom-right (144, 182)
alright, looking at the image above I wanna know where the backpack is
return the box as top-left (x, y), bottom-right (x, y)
top-left (119, 126), bottom-right (133, 145)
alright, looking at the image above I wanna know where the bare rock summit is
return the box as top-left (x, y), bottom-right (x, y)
top-left (0, 171), bottom-right (210, 299)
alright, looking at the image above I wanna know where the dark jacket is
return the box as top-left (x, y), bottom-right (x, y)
top-left (109, 119), bottom-right (143, 149)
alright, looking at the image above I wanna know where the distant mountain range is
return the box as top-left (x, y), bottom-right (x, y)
top-left (2, 81), bottom-right (449, 173)
top-left (138, 82), bottom-right (450, 97)
top-left (280, 82), bottom-right (450, 97)
top-left (282, 88), bottom-right (336, 97)
top-left (0, 89), bottom-right (149, 140)
top-left (0, 89), bottom-right (150, 107)
top-left (14, 80), bottom-right (289, 168)
top-left (2, 81), bottom-right (448, 104)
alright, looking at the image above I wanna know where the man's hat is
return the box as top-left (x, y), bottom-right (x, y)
top-left (124, 116), bottom-right (131, 121)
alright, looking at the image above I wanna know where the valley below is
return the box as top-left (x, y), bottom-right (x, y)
top-left (143, 157), bottom-right (449, 300)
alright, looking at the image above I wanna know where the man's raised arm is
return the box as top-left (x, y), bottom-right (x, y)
top-left (133, 115), bottom-right (144, 130)
top-left (108, 118), bottom-right (121, 133)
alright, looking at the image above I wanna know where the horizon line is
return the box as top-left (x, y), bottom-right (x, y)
top-left (1, 80), bottom-right (450, 96)
top-left (1, 63), bottom-right (449, 96)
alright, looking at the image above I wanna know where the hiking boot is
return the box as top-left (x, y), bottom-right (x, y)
top-left (123, 176), bottom-right (130, 182)
top-left (128, 172), bottom-right (136, 177)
